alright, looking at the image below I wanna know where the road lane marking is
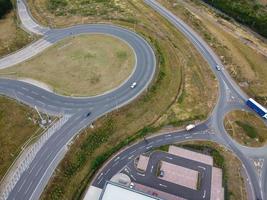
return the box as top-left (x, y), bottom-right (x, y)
top-left (159, 183), bottom-right (167, 188)
top-left (203, 190), bottom-right (206, 198)
top-left (137, 172), bottom-right (145, 176)
top-left (24, 181), bottom-right (32, 195)
top-left (97, 173), bottom-right (103, 180)
top-left (130, 150), bottom-right (137, 154)
top-left (198, 166), bottom-right (206, 170)
top-left (130, 174), bottom-right (136, 181)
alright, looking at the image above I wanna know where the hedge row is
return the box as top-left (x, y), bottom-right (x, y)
top-left (202, 0), bottom-right (267, 38)
top-left (0, 0), bottom-right (13, 18)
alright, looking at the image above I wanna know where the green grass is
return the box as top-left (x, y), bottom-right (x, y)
top-left (224, 110), bottom-right (267, 147)
top-left (202, 0), bottom-right (267, 38)
top-left (35, 1), bottom-right (217, 199)
top-left (0, 0), bottom-right (12, 18)
top-left (235, 121), bottom-right (258, 139)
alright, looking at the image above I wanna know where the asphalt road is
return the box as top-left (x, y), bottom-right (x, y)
top-left (0, 1), bottom-right (156, 199)
top-left (0, 0), bottom-right (266, 200)
top-left (92, 1), bottom-right (267, 200)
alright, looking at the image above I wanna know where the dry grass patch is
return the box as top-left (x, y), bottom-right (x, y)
top-left (0, 11), bottom-right (34, 57)
top-left (159, 0), bottom-right (267, 106)
top-left (0, 96), bottom-right (41, 180)
top-left (0, 34), bottom-right (135, 96)
top-left (25, 0), bottom-right (218, 199)
top-left (224, 110), bottom-right (267, 147)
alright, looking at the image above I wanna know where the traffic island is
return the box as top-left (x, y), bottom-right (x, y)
top-left (224, 110), bottom-right (267, 147)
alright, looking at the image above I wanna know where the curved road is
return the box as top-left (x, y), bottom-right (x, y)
top-left (0, 0), bottom-right (266, 200)
top-left (92, 1), bottom-right (267, 200)
top-left (0, 1), bottom-right (156, 200)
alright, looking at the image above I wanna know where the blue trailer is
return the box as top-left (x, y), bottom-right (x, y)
top-left (246, 98), bottom-right (267, 120)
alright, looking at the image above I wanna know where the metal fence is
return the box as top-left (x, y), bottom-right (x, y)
top-left (0, 115), bottom-right (71, 200)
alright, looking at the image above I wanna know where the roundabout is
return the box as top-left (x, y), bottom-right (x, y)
top-left (0, 34), bottom-right (136, 96)
top-left (0, 1), bottom-right (156, 199)
top-left (0, 0), bottom-right (267, 200)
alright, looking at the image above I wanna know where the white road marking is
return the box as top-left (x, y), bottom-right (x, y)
top-left (130, 150), bottom-right (137, 154)
top-left (130, 174), bottom-right (136, 181)
top-left (137, 172), bottom-right (145, 176)
top-left (159, 183), bottom-right (167, 188)
top-left (97, 173), bottom-right (103, 180)
top-left (203, 190), bottom-right (206, 198)
top-left (198, 166), bottom-right (206, 170)
top-left (146, 145), bottom-right (153, 150)
top-left (24, 181), bottom-right (32, 195)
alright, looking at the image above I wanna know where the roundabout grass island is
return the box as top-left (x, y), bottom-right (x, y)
top-left (0, 34), bottom-right (135, 97)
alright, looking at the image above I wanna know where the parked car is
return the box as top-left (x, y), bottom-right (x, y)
top-left (129, 182), bottom-right (135, 188)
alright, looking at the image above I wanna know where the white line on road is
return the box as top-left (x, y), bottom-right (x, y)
top-left (137, 172), bottom-right (145, 176)
top-left (198, 166), bottom-right (206, 170)
top-left (203, 190), bottom-right (206, 198)
top-left (24, 181), bottom-right (33, 195)
top-left (159, 183), bottom-right (167, 188)
top-left (130, 150), bottom-right (137, 154)
top-left (130, 174), bottom-right (136, 181)
top-left (97, 173), bottom-right (103, 180)
top-left (146, 145), bottom-right (153, 150)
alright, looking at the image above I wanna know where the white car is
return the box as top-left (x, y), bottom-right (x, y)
top-left (130, 82), bottom-right (137, 89)
top-left (216, 65), bottom-right (221, 71)
top-left (129, 182), bottom-right (135, 188)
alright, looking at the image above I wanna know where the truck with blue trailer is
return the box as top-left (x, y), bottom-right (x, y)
top-left (246, 98), bottom-right (267, 120)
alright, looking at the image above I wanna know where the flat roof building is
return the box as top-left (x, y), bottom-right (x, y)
top-left (100, 182), bottom-right (161, 200)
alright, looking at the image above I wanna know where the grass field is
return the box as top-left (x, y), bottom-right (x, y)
top-left (0, 96), bottom-right (41, 180)
top-left (30, 0), bottom-right (218, 199)
top-left (0, 34), bottom-right (135, 96)
top-left (158, 0), bottom-right (267, 106)
top-left (177, 141), bottom-right (247, 200)
top-left (224, 110), bottom-right (267, 147)
top-left (0, 10), bottom-right (34, 57)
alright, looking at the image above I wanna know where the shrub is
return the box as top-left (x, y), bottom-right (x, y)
top-left (0, 0), bottom-right (13, 18)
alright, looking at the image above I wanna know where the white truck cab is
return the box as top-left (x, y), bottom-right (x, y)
top-left (186, 124), bottom-right (196, 131)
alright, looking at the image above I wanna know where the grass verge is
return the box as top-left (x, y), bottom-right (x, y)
top-left (0, 34), bottom-right (135, 96)
top-left (224, 110), bottom-right (267, 147)
top-left (158, 0), bottom-right (267, 106)
top-left (0, 3), bottom-right (35, 57)
top-left (0, 96), bottom-right (42, 180)
top-left (23, 1), bottom-right (218, 199)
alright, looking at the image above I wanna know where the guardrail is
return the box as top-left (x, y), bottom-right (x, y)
top-left (0, 115), bottom-right (71, 200)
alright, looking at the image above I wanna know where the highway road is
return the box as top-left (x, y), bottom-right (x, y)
top-left (0, 0), bottom-right (266, 200)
